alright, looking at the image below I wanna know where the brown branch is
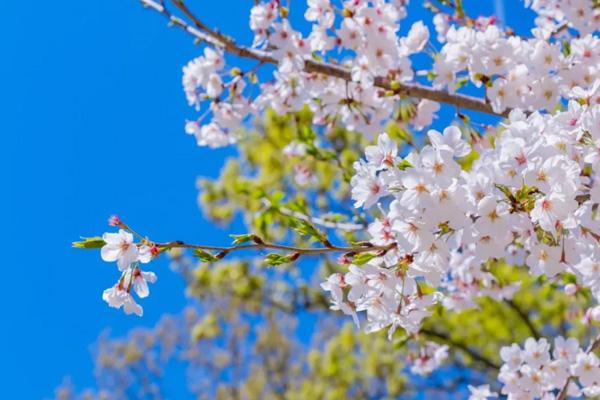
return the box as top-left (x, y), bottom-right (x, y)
top-left (157, 238), bottom-right (394, 257)
top-left (109, 218), bottom-right (389, 261)
top-left (263, 290), bottom-right (501, 371)
top-left (139, 0), bottom-right (508, 118)
top-left (420, 328), bottom-right (501, 371)
top-left (504, 299), bottom-right (541, 340)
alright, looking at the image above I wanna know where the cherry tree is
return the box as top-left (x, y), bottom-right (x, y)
top-left (72, 0), bottom-right (600, 398)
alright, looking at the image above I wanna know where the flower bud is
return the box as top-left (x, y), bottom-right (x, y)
top-left (108, 215), bottom-right (122, 227)
top-left (150, 245), bottom-right (160, 257)
top-left (337, 255), bottom-right (351, 265)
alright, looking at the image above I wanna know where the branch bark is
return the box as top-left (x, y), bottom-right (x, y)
top-left (139, 0), bottom-right (509, 118)
top-left (157, 238), bottom-right (394, 257)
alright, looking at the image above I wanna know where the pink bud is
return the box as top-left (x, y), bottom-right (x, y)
top-left (108, 215), bottom-right (122, 227)
top-left (564, 283), bottom-right (577, 296)
top-left (337, 255), bottom-right (351, 265)
top-left (150, 245), bottom-right (160, 257)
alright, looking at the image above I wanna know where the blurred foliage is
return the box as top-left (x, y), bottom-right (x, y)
top-left (57, 111), bottom-right (596, 399)
top-left (197, 108), bottom-right (370, 243)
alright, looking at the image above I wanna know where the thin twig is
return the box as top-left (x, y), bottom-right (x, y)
top-left (139, 0), bottom-right (509, 117)
top-left (262, 199), bottom-right (367, 231)
top-left (157, 239), bottom-right (394, 256)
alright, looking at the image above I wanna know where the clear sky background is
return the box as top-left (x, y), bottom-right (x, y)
top-left (0, 1), bottom-right (532, 398)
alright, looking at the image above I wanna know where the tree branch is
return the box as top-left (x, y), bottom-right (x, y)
top-left (420, 328), bottom-right (501, 371)
top-left (157, 238), bottom-right (394, 257)
top-left (262, 289), bottom-right (501, 372)
top-left (262, 199), bottom-right (367, 232)
top-left (504, 299), bottom-right (541, 340)
top-left (139, 0), bottom-right (508, 118)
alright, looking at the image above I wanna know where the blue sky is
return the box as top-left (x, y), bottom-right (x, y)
top-left (0, 1), bottom-right (532, 398)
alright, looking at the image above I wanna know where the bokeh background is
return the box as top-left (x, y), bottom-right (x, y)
top-left (0, 1), bottom-right (531, 398)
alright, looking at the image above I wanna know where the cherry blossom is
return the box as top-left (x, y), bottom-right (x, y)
top-left (468, 384), bottom-right (498, 400)
top-left (102, 285), bottom-right (143, 317)
top-left (407, 341), bottom-right (448, 376)
top-left (101, 230), bottom-right (139, 271)
top-left (498, 336), bottom-right (600, 399)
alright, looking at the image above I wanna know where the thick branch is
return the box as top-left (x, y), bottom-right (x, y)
top-left (139, 0), bottom-right (508, 118)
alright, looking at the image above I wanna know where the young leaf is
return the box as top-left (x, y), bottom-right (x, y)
top-left (397, 159), bottom-right (413, 171)
top-left (193, 249), bottom-right (218, 262)
top-left (290, 219), bottom-right (327, 243)
top-left (352, 252), bottom-right (377, 265)
top-left (264, 253), bottom-right (295, 266)
top-left (72, 237), bottom-right (106, 249)
top-left (230, 234), bottom-right (254, 245)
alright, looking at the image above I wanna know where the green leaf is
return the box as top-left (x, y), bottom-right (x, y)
top-left (456, 149), bottom-right (479, 171)
top-left (352, 252), bottom-right (377, 265)
top-left (454, 77), bottom-right (470, 91)
top-left (230, 234), bottom-right (254, 245)
top-left (72, 237), bottom-right (106, 249)
top-left (290, 219), bottom-right (327, 243)
top-left (298, 125), bottom-right (316, 142)
top-left (495, 184), bottom-right (514, 201)
top-left (268, 191), bottom-right (286, 206)
top-left (264, 253), bottom-right (295, 266)
top-left (397, 159), bottom-right (413, 170)
top-left (562, 40), bottom-right (571, 57)
top-left (193, 249), bottom-right (218, 262)
top-left (387, 123), bottom-right (412, 144)
top-left (286, 197), bottom-right (309, 215)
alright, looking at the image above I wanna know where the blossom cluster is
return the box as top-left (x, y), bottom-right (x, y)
top-left (322, 93), bottom-right (600, 337)
top-left (498, 336), bottom-right (600, 398)
top-left (183, 0), bottom-right (421, 147)
top-left (526, 0), bottom-right (600, 39)
top-left (179, 0), bottom-right (600, 149)
top-left (320, 264), bottom-right (438, 339)
top-left (183, 47), bottom-right (250, 148)
top-left (406, 341), bottom-right (449, 376)
top-left (100, 223), bottom-right (158, 317)
top-left (434, 23), bottom-right (600, 114)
